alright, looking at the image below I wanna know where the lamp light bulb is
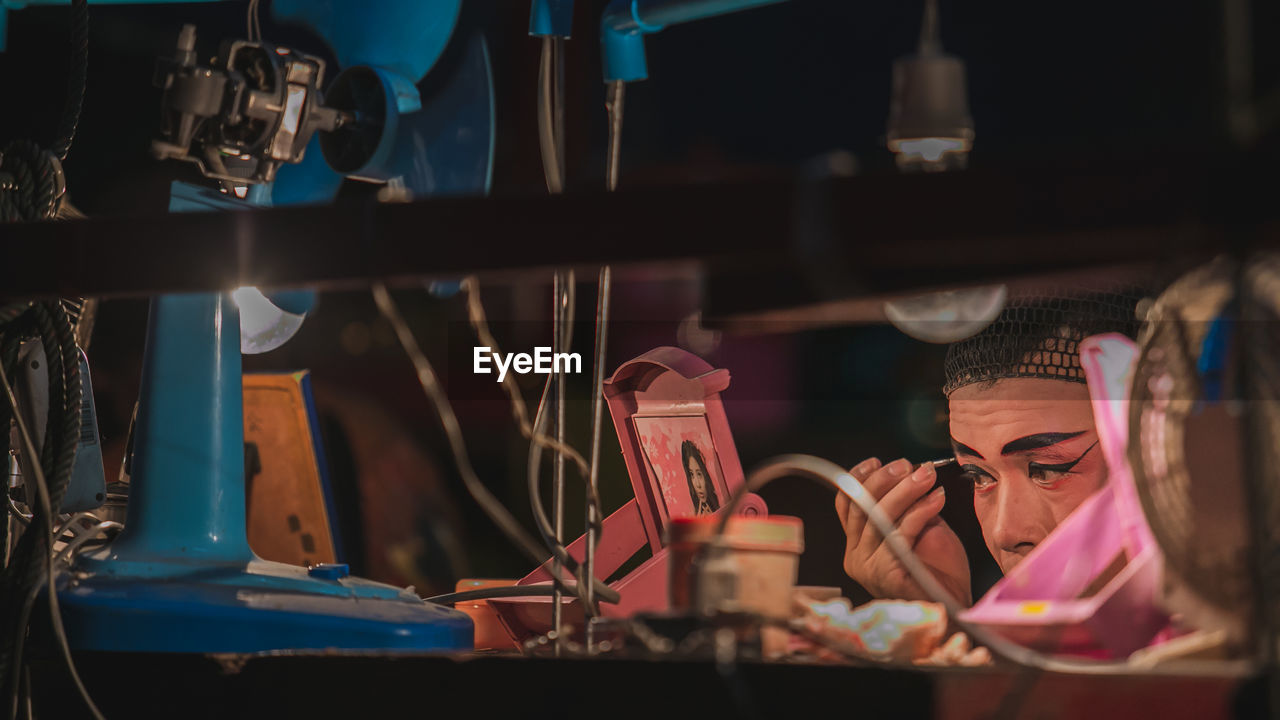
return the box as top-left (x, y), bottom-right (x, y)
top-left (232, 286), bottom-right (307, 354)
top-left (888, 136), bottom-right (971, 170)
top-left (884, 285), bottom-right (1007, 343)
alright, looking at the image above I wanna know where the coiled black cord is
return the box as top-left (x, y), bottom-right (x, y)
top-left (50, 0), bottom-right (89, 162)
top-left (0, 141), bottom-right (62, 222)
top-left (0, 302), bottom-right (82, 719)
top-left (0, 0), bottom-right (91, 711)
top-left (0, 0), bottom-right (88, 222)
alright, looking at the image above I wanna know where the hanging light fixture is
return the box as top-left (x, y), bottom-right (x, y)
top-left (232, 286), bottom-right (312, 354)
top-left (886, 0), bottom-right (974, 171)
top-left (884, 285), bottom-right (1007, 343)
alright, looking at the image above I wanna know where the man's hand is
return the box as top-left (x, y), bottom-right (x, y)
top-left (835, 458), bottom-right (972, 606)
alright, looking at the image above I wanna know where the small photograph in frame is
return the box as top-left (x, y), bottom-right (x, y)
top-left (632, 415), bottom-right (728, 519)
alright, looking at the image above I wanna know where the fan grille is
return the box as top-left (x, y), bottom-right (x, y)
top-left (1129, 258), bottom-right (1255, 623)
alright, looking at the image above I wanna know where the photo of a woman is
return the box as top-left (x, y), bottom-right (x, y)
top-left (633, 415), bottom-right (728, 519)
top-left (683, 440), bottom-right (719, 515)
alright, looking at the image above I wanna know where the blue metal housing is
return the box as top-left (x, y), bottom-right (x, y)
top-left (529, 0), bottom-right (574, 38)
top-left (273, 0), bottom-right (460, 87)
top-left (269, 0), bottom-right (494, 202)
top-left (600, 0), bottom-right (789, 82)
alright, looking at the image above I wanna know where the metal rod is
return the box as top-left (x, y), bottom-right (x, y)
top-left (588, 77), bottom-right (623, 645)
top-left (538, 36), bottom-right (566, 194)
top-left (553, 37), bottom-right (567, 183)
top-left (605, 81), bottom-right (625, 192)
top-left (584, 266), bottom-right (611, 648)
top-left (540, 26), bottom-right (571, 649)
top-left (550, 272), bottom-right (565, 653)
top-left (917, 0), bottom-right (939, 54)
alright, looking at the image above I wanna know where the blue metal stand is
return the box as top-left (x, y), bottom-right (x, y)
top-left (59, 186), bottom-right (472, 653)
top-left (56, 0), bottom-right (488, 652)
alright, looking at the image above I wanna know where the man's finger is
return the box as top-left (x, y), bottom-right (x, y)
top-left (861, 463), bottom-right (938, 548)
top-left (861, 458), bottom-right (914, 502)
top-left (839, 458), bottom-right (881, 545)
top-left (868, 486), bottom-right (945, 561)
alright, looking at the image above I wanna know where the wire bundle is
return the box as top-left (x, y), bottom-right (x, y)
top-left (0, 301), bottom-right (88, 718)
top-left (0, 0), bottom-right (98, 715)
top-left (0, 142), bottom-right (64, 223)
top-left (371, 282), bottom-right (620, 611)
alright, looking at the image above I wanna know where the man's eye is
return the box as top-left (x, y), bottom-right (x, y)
top-left (1027, 441), bottom-right (1097, 485)
top-left (961, 467), bottom-right (996, 489)
top-left (1028, 464), bottom-right (1074, 485)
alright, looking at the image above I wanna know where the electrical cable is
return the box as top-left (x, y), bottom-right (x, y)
top-left (595, 71), bottom-right (624, 630)
top-left (0, 362), bottom-right (102, 719)
top-left (370, 283), bottom-right (618, 605)
top-left (605, 81), bottom-right (625, 192)
top-left (460, 273), bottom-right (619, 606)
top-left (535, 25), bottom-right (573, 627)
top-left (709, 454), bottom-right (1153, 675)
top-left (552, 38), bottom-right (565, 185)
top-left (426, 584), bottom-right (582, 605)
top-left (371, 282), bottom-right (546, 564)
top-left (2, 306), bottom-right (81, 714)
top-left (1, 302), bottom-right (81, 720)
top-left (5, 498), bottom-right (29, 528)
top-left (918, 0), bottom-right (940, 54)
top-left (537, 36), bottom-right (567, 194)
top-left (531, 21), bottom-right (589, 617)
top-left (461, 273), bottom-right (595, 488)
top-left (527, 359), bottom-right (599, 612)
top-left (50, 0), bottom-right (88, 162)
top-left (246, 0), bottom-right (262, 43)
top-left (549, 270), bottom-right (572, 647)
top-left (459, 276), bottom-right (596, 493)
top-left (54, 522), bottom-right (120, 564)
top-left (460, 274), bottom-right (614, 600)
top-left (583, 266), bottom-right (611, 628)
top-left (0, 0), bottom-right (87, 217)
top-left (53, 512), bottom-right (95, 544)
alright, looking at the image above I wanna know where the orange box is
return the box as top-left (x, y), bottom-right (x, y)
top-left (455, 579), bottom-right (519, 651)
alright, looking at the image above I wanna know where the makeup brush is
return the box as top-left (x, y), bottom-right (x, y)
top-left (918, 457), bottom-right (956, 470)
top-left (915, 457), bottom-right (956, 495)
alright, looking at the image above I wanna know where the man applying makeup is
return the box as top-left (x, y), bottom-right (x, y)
top-left (835, 291), bottom-right (1144, 606)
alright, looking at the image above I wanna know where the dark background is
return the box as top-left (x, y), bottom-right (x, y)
top-left (0, 0), bottom-right (1274, 603)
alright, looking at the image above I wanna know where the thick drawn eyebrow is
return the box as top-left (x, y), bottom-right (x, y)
top-left (951, 439), bottom-right (984, 460)
top-left (1001, 431), bottom-right (1087, 455)
top-left (951, 431), bottom-right (1088, 460)
top-left (1029, 441), bottom-right (1098, 471)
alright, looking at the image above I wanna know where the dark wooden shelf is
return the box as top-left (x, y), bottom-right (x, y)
top-left (0, 162), bottom-right (1272, 315)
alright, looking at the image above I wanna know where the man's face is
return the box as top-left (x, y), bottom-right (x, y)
top-left (947, 378), bottom-right (1107, 574)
